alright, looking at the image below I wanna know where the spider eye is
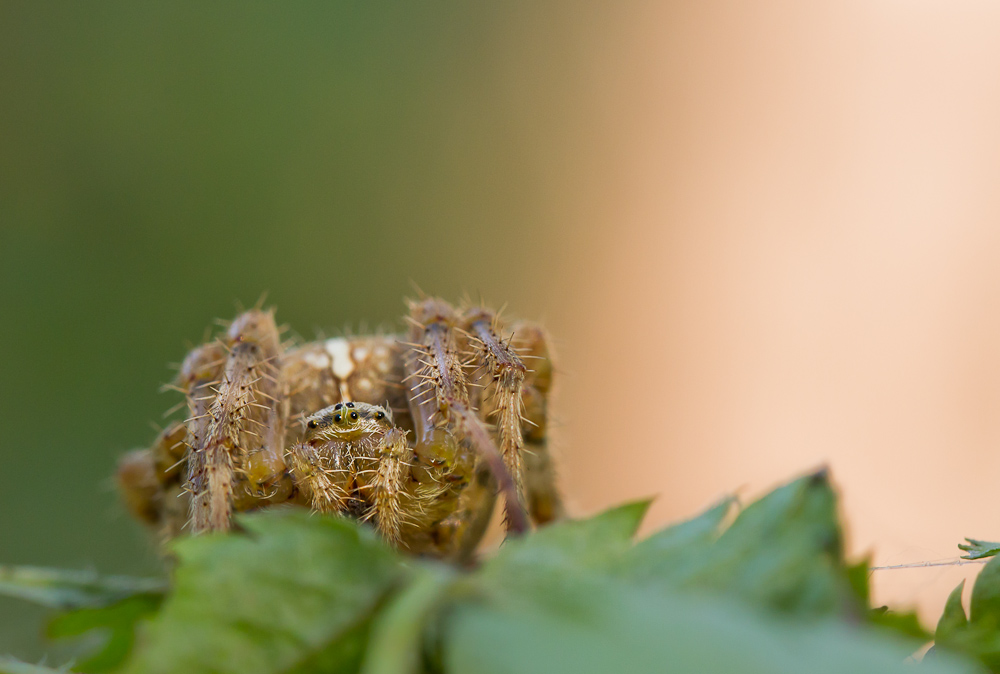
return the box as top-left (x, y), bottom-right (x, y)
top-left (350, 411), bottom-right (358, 420)
top-left (334, 403), bottom-right (342, 410)
top-left (345, 402), bottom-right (355, 408)
top-left (334, 414), bottom-right (342, 423)
top-left (307, 420), bottom-right (317, 429)
top-left (376, 411), bottom-right (384, 420)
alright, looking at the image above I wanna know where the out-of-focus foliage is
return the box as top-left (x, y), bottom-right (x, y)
top-left (0, 568), bottom-right (163, 612)
top-left (0, 471), bottom-right (987, 674)
top-left (960, 540), bottom-right (1000, 561)
top-left (125, 513), bottom-right (402, 674)
top-left (931, 557), bottom-right (1000, 671)
top-left (0, 567), bottom-right (164, 673)
top-left (0, 656), bottom-right (67, 674)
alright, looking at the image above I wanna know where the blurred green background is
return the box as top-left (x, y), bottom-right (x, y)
top-left (0, 3), bottom-right (586, 657)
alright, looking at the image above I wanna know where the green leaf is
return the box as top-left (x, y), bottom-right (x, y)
top-left (624, 496), bottom-right (734, 579)
top-left (460, 500), bottom-right (654, 624)
top-left (931, 559), bottom-right (1000, 670)
top-left (846, 557), bottom-right (871, 603)
top-left (0, 566), bottom-right (165, 610)
top-left (937, 582), bottom-right (969, 645)
top-left (455, 473), bottom-right (930, 674)
top-left (122, 510), bottom-right (406, 674)
top-left (444, 576), bottom-right (976, 674)
top-left (359, 566), bottom-right (455, 674)
top-left (621, 470), bottom-right (853, 617)
top-left (960, 540), bottom-right (1000, 561)
top-left (482, 499), bottom-right (652, 579)
top-left (9, 469), bottom-right (979, 673)
top-left (972, 557), bottom-right (1000, 625)
top-left (46, 593), bottom-right (162, 673)
top-left (869, 606), bottom-right (931, 642)
top-left (0, 657), bottom-right (71, 674)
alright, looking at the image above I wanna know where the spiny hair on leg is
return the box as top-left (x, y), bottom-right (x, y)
top-left (368, 428), bottom-right (409, 543)
top-left (463, 307), bottom-right (528, 506)
top-left (286, 442), bottom-right (348, 513)
top-left (184, 310), bottom-right (284, 533)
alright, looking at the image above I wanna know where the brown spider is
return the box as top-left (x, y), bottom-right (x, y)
top-left (117, 296), bottom-right (563, 558)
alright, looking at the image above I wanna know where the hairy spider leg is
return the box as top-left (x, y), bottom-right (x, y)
top-left (368, 427), bottom-right (409, 543)
top-left (116, 448), bottom-right (160, 527)
top-left (186, 310), bottom-right (284, 533)
top-left (150, 422), bottom-right (189, 541)
top-left (462, 306), bottom-right (528, 518)
top-left (177, 342), bottom-right (225, 533)
top-left (512, 321), bottom-right (565, 525)
top-left (404, 297), bottom-right (529, 536)
top-left (285, 441), bottom-right (348, 513)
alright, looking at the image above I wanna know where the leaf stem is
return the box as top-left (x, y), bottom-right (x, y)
top-left (359, 566), bottom-right (455, 674)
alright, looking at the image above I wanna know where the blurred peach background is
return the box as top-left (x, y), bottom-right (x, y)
top-left (522, 1), bottom-right (1000, 624)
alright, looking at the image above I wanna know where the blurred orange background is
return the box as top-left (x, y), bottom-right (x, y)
top-left (535, 1), bottom-right (1000, 624)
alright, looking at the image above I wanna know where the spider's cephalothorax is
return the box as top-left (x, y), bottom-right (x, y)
top-left (117, 297), bottom-right (563, 558)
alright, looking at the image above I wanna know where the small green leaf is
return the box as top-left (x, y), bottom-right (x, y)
top-left (931, 559), bottom-right (1000, 670)
top-left (0, 656), bottom-right (71, 674)
top-left (122, 510), bottom-right (406, 674)
top-left (936, 581), bottom-right (969, 645)
top-left (0, 566), bottom-right (165, 610)
top-left (960, 539), bottom-right (1000, 561)
top-left (869, 606), bottom-right (931, 642)
top-left (623, 496), bottom-right (733, 579)
top-left (463, 501), bottom-right (654, 623)
top-left (46, 593), bottom-right (162, 673)
top-left (621, 470), bottom-right (853, 617)
top-left (971, 557), bottom-right (1000, 625)
top-left (845, 557), bottom-right (871, 603)
top-left (483, 499), bottom-right (652, 578)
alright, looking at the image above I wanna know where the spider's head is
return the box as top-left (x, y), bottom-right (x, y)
top-left (305, 401), bottom-right (393, 440)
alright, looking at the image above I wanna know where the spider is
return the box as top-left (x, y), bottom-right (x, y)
top-left (116, 296), bottom-right (563, 558)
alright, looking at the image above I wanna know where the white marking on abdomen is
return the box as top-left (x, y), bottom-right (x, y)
top-left (325, 338), bottom-right (356, 380)
top-left (302, 349), bottom-right (331, 370)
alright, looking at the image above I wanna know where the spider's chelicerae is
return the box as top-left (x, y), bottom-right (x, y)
top-left (117, 296), bottom-right (563, 558)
